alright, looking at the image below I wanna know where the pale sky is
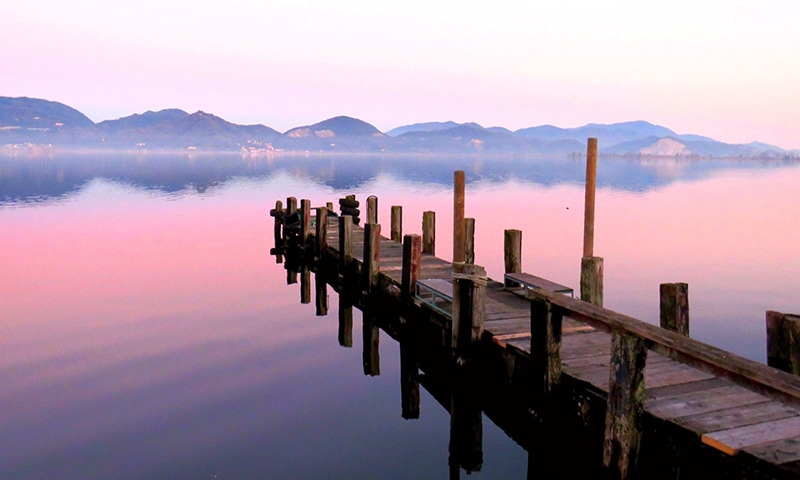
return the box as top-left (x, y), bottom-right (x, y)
top-left (2, 1), bottom-right (798, 148)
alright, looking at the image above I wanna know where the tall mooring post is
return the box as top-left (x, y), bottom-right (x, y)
top-left (580, 138), bottom-right (603, 307)
top-left (767, 311), bottom-right (800, 375)
top-left (453, 170), bottom-right (466, 265)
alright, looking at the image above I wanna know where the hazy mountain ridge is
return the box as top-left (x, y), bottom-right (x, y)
top-left (1, 96), bottom-right (796, 157)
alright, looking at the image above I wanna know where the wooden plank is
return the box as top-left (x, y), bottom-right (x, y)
top-left (702, 416), bottom-right (800, 456)
top-left (744, 434), bottom-right (800, 466)
top-left (677, 400), bottom-right (797, 434)
top-left (647, 385), bottom-right (768, 420)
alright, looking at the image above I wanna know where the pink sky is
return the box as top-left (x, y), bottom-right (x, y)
top-left (1, 1), bottom-right (798, 149)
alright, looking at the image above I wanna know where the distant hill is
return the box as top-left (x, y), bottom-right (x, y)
top-left (1, 96), bottom-right (796, 157)
top-left (385, 121), bottom-right (460, 137)
top-left (0, 96), bottom-right (94, 128)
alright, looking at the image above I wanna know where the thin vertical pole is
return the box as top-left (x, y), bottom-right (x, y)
top-left (453, 170), bottom-right (465, 265)
top-left (583, 138), bottom-right (598, 258)
top-left (423, 211), bottom-right (436, 255)
top-left (391, 205), bottom-right (403, 242)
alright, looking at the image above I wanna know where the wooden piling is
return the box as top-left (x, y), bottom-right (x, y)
top-left (530, 300), bottom-right (563, 413)
top-left (339, 215), bottom-right (353, 288)
top-left (660, 283), bottom-right (689, 336)
top-left (326, 201), bottom-right (333, 212)
top-left (580, 256), bottom-right (603, 307)
top-left (272, 199), bottom-right (283, 263)
top-left (452, 264), bottom-right (487, 363)
top-left (363, 313), bottom-right (380, 376)
top-left (315, 272), bottom-right (328, 316)
top-left (453, 170), bottom-right (466, 264)
top-left (401, 234), bottom-right (422, 299)
top-left (367, 196), bottom-right (378, 225)
top-left (300, 198), bottom-right (311, 247)
top-left (316, 206), bottom-right (328, 258)
top-left (286, 196), bottom-right (297, 216)
top-left (391, 205), bottom-right (402, 242)
top-left (300, 266), bottom-right (311, 304)
top-left (363, 223), bottom-right (381, 296)
top-left (422, 211), bottom-right (436, 255)
top-left (603, 331), bottom-right (647, 480)
top-left (464, 218), bottom-right (475, 265)
top-left (504, 229), bottom-right (522, 287)
top-left (338, 298), bottom-right (353, 348)
top-left (767, 311), bottom-right (800, 375)
top-left (583, 138), bottom-right (598, 258)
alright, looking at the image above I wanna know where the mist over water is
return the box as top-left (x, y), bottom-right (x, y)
top-left (1, 154), bottom-right (798, 478)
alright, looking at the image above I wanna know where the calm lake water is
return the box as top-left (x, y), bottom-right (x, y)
top-left (1, 154), bottom-right (798, 479)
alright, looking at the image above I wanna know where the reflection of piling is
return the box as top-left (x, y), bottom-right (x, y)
top-left (660, 283), bottom-right (689, 336)
top-left (400, 338), bottom-right (420, 419)
top-left (338, 298), bottom-right (353, 348)
top-left (363, 311), bottom-right (380, 376)
top-left (767, 311), bottom-right (800, 374)
top-left (315, 273), bottom-right (328, 316)
top-left (449, 369), bottom-right (483, 476)
top-left (300, 267), bottom-right (311, 304)
top-left (423, 211), bottom-right (436, 255)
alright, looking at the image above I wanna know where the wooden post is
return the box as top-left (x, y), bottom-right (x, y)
top-left (340, 194), bottom-right (360, 225)
top-left (338, 298), bottom-right (353, 348)
top-left (315, 273), bottom-right (328, 316)
top-left (272, 200), bottom-right (283, 263)
top-left (530, 299), bottom-right (563, 416)
top-left (391, 205), bottom-right (403, 242)
top-left (316, 206), bottom-right (328, 259)
top-left (286, 196), bottom-right (297, 216)
top-left (422, 211), bottom-right (436, 255)
top-left (453, 170), bottom-right (466, 264)
top-left (300, 266), bottom-right (311, 304)
top-left (363, 223), bottom-right (381, 297)
top-left (363, 312), bottom-right (380, 376)
top-left (464, 218), bottom-right (475, 265)
top-left (660, 283), bottom-right (689, 336)
top-left (300, 198), bottom-right (311, 248)
top-left (339, 215), bottom-right (353, 288)
top-left (452, 264), bottom-right (487, 363)
top-left (504, 229), bottom-right (522, 287)
top-left (767, 311), bottom-right (800, 375)
top-left (367, 195), bottom-right (378, 225)
top-left (400, 339), bottom-right (420, 419)
top-left (583, 138), bottom-right (598, 258)
top-left (580, 256), bottom-right (603, 307)
top-left (401, 234), bottom-right (422, 299)
top-left (326, 201), bottom-right (333, 212)
top-left (603, 331), bottom-right (647, 480)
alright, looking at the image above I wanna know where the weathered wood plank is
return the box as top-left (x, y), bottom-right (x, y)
top-left (647, 385), bottom-right (768, 420)
top-left (702, 416), bottom-right (800, 456)
top-left (677, 400), bottom-right (797, 434)
top-left (744, 435), bottom-right (800, 465)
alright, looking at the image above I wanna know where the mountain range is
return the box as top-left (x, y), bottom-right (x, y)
top-left (1, 96), bottom-right (796, 158)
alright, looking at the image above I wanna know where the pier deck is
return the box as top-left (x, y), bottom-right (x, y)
top-left (275, 206), bottom-right (800, 479)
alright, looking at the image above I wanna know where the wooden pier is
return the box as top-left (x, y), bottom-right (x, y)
top-left (270, 160), bottom-right (800, 479)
